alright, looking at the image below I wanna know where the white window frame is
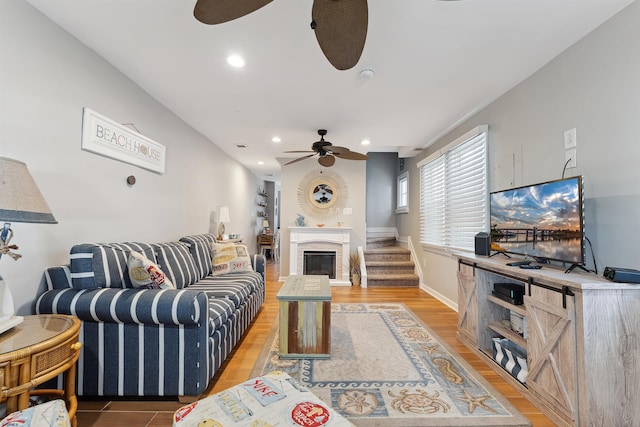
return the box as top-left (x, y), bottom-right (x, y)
top-left (396, 171), bottom-right (409, 214)
top-left (417, 125), bottom-right (488, 252)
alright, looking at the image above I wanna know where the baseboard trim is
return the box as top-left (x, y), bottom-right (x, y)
top-left (419, 282), bottom-right (458, 312)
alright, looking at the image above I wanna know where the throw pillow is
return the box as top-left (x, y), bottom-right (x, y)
top-left (127, 250), bottom-right (175, 289)
top-left (210, 243), bottom-right (253, 276)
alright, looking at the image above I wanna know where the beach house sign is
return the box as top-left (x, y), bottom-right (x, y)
top-left (81, 107), bottom-right (166, 173)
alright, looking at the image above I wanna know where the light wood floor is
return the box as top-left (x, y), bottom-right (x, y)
top-left (76, 262), bottom-right (557, 426)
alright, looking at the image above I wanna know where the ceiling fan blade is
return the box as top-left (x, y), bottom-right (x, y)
top-left (194, 0), bottom-right (273, 25)
top-left (326, 145), bottom-right (351, 154)
top-left (311, 0), bottom-right (368, 70)
top-left (285, 154), bottom-right (316, 165)
top-left (335, 150), bottom-right (368, 160)
top-left (318, 155), bottom-right (336, 167)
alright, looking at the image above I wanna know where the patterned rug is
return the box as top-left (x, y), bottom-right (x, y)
top-left (251, 303), bottom-right (531, 426)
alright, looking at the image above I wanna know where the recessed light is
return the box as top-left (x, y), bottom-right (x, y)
top-left (272, 136), bottom-right (281, 143)
top-left (258, 161), bottom-right (264, 165)
top-left (227, 54), bottom-right (245, 68)
top-left (361, 139), bottom-right (371, 146)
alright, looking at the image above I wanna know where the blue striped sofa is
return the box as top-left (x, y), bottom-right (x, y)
top-left (35, 233), bottom-right (265, 399)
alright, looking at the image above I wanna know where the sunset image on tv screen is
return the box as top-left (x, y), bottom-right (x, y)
top-left (489, 177), bottom-right (583, 263)
top-left (491, 179), bottom-right (580, 232)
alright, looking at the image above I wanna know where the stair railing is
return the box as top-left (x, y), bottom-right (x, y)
top-left (406, 236), bottom-right (422, 287)
top-left (357, 246), bottom-right (367, 288)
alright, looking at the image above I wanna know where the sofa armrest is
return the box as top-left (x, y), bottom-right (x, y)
top-left (35, 288), bottom-right (209, 326)
top-left (252, 254), bottom-right (266, 280)
top-left (44, 265), bottom-right (73, 290)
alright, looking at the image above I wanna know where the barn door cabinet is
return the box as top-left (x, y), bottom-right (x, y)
top-left (455, 253), bottom-right (640, 427)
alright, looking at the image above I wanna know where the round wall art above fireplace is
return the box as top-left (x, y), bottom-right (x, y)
top-left (311, 183), bottom-right (334, 207)
top-left (297, 169), bottom-right (348, 218)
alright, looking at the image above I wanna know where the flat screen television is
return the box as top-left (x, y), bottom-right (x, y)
top-left (489, 176), bottom-right (585, 269)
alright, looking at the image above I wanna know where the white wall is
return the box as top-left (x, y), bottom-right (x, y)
top-left (398, 0), bottom-right (640, 306)
top-left (0, 0), bottom-right (263, 314)
top-left (279, 159), bottom-right (366, 279)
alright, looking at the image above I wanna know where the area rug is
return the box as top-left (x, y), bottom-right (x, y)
top-left (251, 303), bottom-right (531, 427)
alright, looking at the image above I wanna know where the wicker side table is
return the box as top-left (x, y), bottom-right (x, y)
top-left (0, 315), bottom-right (81, 427)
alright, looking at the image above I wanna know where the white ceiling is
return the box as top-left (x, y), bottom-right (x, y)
top-left (26, 0), bottom-right (633, 182)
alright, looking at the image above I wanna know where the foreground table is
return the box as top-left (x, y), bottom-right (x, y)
top-left (173, 371), bottom-right (354, 427)
top-left (0, 315), bottom-right (81, 427)
top-left (277, 275), bottom-right (331, 359)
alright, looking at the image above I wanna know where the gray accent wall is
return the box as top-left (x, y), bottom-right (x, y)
top-left (365, 152), bottom-right (398, 229)
top-left (1, 0), bottom-right (263, 314)
top-left (398, 0), bottom-right (640, 307)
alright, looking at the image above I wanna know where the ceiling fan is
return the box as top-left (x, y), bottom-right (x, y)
top-left (193, 0), bottom-right (368, 70)
top-left (284, 129), bottom-right (368, 167)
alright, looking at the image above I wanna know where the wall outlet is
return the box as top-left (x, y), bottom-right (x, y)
top-left (564, 128), bottom-right (577, 149)
top-left (565, 148), bottom-right (577, 168)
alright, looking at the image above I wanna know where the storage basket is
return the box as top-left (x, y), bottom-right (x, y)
top-left (492, 338), bottom-right (528, 384)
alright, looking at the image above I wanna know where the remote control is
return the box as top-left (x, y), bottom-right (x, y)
top-left (507, 260), bottom-right (531, 266)
top-left (520, 265), bottom-right (542, 269)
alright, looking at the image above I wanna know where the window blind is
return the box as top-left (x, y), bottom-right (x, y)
top-left (419, 128), bottom-right (487, 250)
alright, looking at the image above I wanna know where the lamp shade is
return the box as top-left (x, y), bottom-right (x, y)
top-left (262, 219), bottom-right (269, 228)
top-left (218, 205), bottom-right (230, 223)
top-left (0, 157), bottom-right (57, 224)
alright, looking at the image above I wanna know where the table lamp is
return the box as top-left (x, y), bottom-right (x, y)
top-left (217, 205), bottom-right (230, 240)
top-left (0, 157), bottom-right (57, 334)
top-left (262, 219), bottom-right (269, 234)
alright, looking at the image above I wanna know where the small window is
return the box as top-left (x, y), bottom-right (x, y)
top-left (396, 171), bottom-right (409, 214)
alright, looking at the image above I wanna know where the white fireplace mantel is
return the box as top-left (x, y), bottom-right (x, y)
top-left (289, 226), bottom-right (351, 286)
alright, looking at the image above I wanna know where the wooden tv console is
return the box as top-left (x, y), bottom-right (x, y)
top-left (455, 253), bottom-right (639, 427)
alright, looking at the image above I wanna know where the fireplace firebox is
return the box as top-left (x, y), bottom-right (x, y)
top-left (289, 226), bottom-right (351, 286)
top-left (303, 251), bottom-right (336, 279)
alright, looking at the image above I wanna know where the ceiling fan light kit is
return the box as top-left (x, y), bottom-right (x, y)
top-left (194, 0), bottom-right (368, 71)
top-left (285, 129), bottom-right (368, 167)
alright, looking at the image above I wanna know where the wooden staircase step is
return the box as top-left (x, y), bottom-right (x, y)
top-left (364, 251), bottom-right (411, 262)
top-left (365, 246), bottom-right (409, 254)
top-left (366, 237), bottom-right (397, 249)
top-left (366, 261), bottom-right (415, 275)
top-left (367, 273), bottom-right (419, 288)
top-left (366, 260), bottom-right (414, 267)
top-left (363, 243), bottom-right (417, 287)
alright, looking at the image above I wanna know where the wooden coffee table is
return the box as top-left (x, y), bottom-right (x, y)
top-left (277, 275), bottom-right (331, 359)
top-left (0, 315), bottom-right (81, 426)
